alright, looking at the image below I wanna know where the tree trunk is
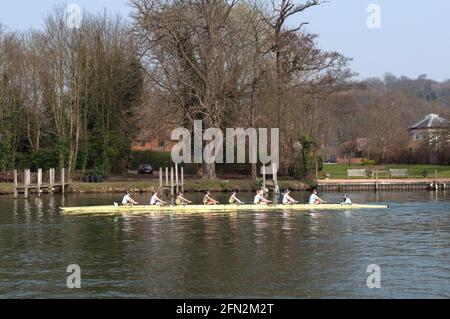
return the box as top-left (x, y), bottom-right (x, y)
top-left (203, 162), bottom-right (216, 180)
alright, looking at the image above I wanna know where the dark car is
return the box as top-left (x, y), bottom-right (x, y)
top-left (138, 164), bottom-right (154, 175)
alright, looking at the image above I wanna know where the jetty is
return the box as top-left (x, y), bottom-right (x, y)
top-left (318, 178), bottom-right (449, 192)
top-left (13, 168), bottom-right (70, 198)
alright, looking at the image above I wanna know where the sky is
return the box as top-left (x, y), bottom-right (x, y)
top-left (1, 0), bottom-right (449, 82)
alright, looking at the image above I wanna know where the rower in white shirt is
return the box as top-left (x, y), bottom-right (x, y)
top-left (254, 189), bottom-right (272, 205)
top-left (282, 189), bottom-right (298, 205)
top-left (309, 189), bottom-right (326, 205)
top-left (122, 191), bottom-right (138, 206)
top-left (341, 194), bottom-right (352, 205)
top-left (150, 191), bottom-right (167, 206)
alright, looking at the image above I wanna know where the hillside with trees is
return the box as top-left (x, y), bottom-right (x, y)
top-left (322, 75), bottom-right (450, 165)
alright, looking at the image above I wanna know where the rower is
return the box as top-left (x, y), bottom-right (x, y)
top-left (122, 191), bottom-right (138, 206)
top-left (341, 194), bottom-right (352, 206)
top-left (203, 191), bottom-right (219, 205)
top-left (282, 189), bottom-right (298, 205)
top-left (254, 189), bottom-right (272, 205)
top-left (309, 189), bottom-right (326, 205)
top-left (176, 192), bottom-right (192, 206)
top-left (150, 191), bottom-right (167, 206)
top-left (229, 191), bottom-right (244, 205)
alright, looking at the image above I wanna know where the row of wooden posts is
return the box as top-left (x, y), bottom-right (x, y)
top-left (13, 168), bottom-right (68, 199)
top-left (159, 164), bottom-right (184, 196)
top-left (158, 163), bottom-right (280, 196)
top-left (14, 163), bottom-right (279, 199)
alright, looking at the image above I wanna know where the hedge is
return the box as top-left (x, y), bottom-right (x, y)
top-left (130, 151), bottom-right (255, 175)
top-left (130, 151), bottom-right (174, 170)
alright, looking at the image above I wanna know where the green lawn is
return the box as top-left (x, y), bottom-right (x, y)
top-left (321, 164), bottom-right (450, 179)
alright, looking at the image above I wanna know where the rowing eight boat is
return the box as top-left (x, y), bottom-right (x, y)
top-left (60, 203), bottom-right (389, 215)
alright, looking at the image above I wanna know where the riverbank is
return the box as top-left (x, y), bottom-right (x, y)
top-left (0, 179), bottom-right (310, 195)
top-left (318, 178), bottom-right (450, 191)
top-left (322, 164), bottom-right (450, 179)
top-left (3, 175), bottom-right (450, 195)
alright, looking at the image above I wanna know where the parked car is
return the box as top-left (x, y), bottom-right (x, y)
top-left (138, 164), bottom-right (154, 175)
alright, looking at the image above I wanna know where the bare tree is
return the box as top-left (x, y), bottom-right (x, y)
top-left (131, 0), bottom-right (246, 179)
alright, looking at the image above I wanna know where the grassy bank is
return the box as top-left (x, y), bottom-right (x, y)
top-left (321, 164), bottom-right (450, 179)
top-left (0, 179), bottom-right (310, 195)
top-left (73, 179), bottom-right (310, 193)
top-left (4, 164), bottom-right (448, 195)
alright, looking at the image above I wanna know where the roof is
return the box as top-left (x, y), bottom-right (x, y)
top-left (408, 114), bottom-right (450, 130)
top-left (339, 138), bottom-right (369, 153)
top-left (355, 138), bottom-right (369, 152)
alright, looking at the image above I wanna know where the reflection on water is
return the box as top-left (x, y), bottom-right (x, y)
top-left (0, 191), bottom-right (449, 299)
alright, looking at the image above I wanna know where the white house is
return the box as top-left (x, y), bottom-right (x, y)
top-left (408, 114), bottom-right (450, 145)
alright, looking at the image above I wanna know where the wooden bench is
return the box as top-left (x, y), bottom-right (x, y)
top-left (389, 169), bottom-right (408, 178)
top-left (347, 169), bottom-right (367, 179)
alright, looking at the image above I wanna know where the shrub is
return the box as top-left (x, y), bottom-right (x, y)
top-left (361, 158), bottom-right (377, 166)
top-left (254, 178), bottom-right (264, 189)
top-left (130, 151), bottom-right (255, 175)
top-left (294, 135), bottom-right (318, 179)
top-left (220, 180), bottom-right (230, 189)
top-left (306, 180), bottom-right (318, 190)
top-left (13, 149), bottom-right (60, 170)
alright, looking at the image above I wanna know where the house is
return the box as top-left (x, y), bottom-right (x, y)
top-left (337, 138), bottom-right (370, 164)
top-left (324, 138), bottom-right (370, 165)
top-left (408, 113), bottom-right (450, 164)
top-left (132, 138), bottom-right (175, 152)
top-left (408, 114), bottom-right (450, 146)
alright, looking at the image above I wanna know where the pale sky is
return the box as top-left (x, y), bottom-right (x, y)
top-left (1, 0), bottom-right (449, 82)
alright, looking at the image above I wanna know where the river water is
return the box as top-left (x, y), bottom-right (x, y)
top-left (0, 191), bottom-right (449, 299)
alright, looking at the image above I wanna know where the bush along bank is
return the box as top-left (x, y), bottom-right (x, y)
top-left (0, 179), bottom-right (310, 195)
top-left (71, 179), bottom-right (310, 194)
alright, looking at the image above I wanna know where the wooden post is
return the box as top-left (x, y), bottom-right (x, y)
top-left (273, 163), bottom-right (279, 194)
top-left (262, 166), bottom-right (266, 192)
top-left (435, 170), bottom-right (438, 191)
top-left (170, 167), bottom-right (174, 197)
top-left (37, 169), bottom-right (42, 196)
top-left (13, 169), bottom-right (18, 199)
top-left (175, 163), bottom-right (179, 193)
top-left (49, 168), bottom-right (54, 194)
top-left (24, 169), bottom-right (31, 199)
top-left (181, 167), bottom-right (184, 193)
top-left (375, 171), bottom-right (379, 192)
top-left (165, 167), bottom-right (169, 186)
top-left (159, 167), bottom-right (163, 189)
top-left (61, 168), bottom-right (65, 194)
